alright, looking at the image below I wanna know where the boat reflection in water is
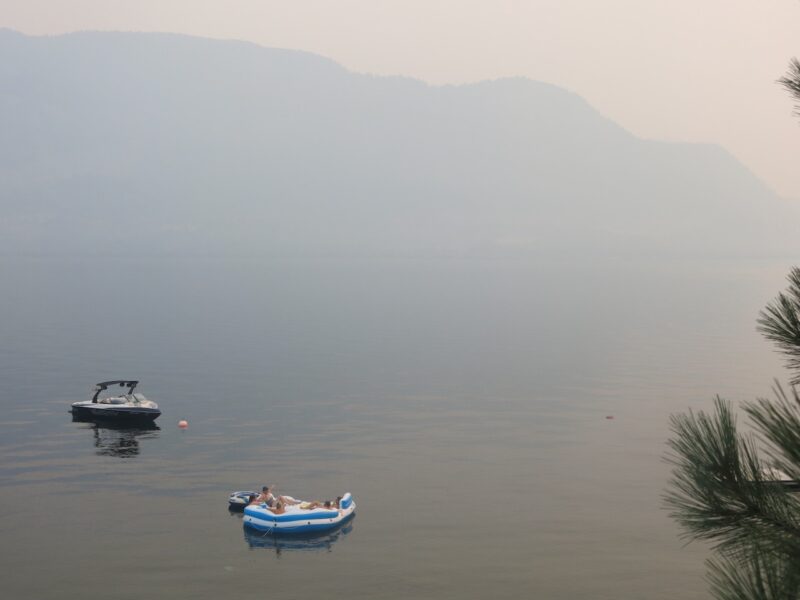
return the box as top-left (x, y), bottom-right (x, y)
top-left (71, 414), bottom-right (160, 458)
top-left (242, 517), bottom-right (355, 555)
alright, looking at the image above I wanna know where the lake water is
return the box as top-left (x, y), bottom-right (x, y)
top-left (0, 256), bottom-right (791, 599)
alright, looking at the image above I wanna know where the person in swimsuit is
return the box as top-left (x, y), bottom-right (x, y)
top-left (251, 485), bottom-right (275, 505)
top-left (298, 499), bottom-right (335, 510)
top-left (266, 500), bottom-right (286, 515)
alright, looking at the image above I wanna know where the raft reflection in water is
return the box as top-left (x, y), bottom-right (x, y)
top-left (71, 415), bottom-right (160, 458)
top-left (243, 517), bottom-right (355, 554)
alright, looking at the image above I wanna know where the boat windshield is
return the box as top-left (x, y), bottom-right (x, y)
top-left (99, 397), bottom-right (127, 405)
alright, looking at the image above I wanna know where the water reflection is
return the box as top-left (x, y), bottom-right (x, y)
top-left (71, 416), bottom-right (160, 458)
top-left (242, 518), bottom-right (355, 554)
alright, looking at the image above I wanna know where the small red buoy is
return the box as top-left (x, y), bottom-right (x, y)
top-left (178, 420), bottom-right (189, 428)
top-left (605, 415), bottom-right (614, 420)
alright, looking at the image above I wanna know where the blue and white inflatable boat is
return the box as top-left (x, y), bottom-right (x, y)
top-left (243, 493), bottom-right (356, 534)
top-left (243, 520), bottom-right (354, 551)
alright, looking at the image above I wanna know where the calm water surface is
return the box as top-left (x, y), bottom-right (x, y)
top-left (0, 256), bottom-right (791, 599)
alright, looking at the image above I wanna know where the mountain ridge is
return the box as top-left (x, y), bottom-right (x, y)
top-left (0, 29), bottom-right (793, 258)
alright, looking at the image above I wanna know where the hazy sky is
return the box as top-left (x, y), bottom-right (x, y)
top-left (3, 0), bottom-right (799, 198)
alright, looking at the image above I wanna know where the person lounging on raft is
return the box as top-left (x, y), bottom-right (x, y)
top-left (299, 500), bottom-right (338, 510)
top-left (263, 500), bottom-right (286, 514)
top-left (250, 485), bottom-right (301, 507)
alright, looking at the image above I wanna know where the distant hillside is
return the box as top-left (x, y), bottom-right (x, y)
top-left (0, 29), bottom-right (795, 258)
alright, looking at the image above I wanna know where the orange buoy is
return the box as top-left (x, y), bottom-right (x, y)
top-left (178, 420), bottom-right (189, 428)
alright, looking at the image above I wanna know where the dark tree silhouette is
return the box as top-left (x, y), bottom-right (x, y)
top-left (667, 261), bottom-right (800, 597)
top-left (758, 268), bottom-right (800, 385)
top-left (779, 58), bottom-right (800, 115)
top-left (666, 56), bottom-right (800, 598)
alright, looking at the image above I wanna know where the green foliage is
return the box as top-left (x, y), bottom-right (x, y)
top-left (758, 268), bottom-right (800, 385)
top-left (665, 397), bottom-right (800, 558)
top-left (779, 58), bottom-right (800, 115)
top-left (707, 553), bottom-right (800, 600)
top-left (665, 395), bottom-right (800, 599)
top-left (667, 266), bottom-right (800, 598)
top-left (747, 384), bottom-right (800, 480)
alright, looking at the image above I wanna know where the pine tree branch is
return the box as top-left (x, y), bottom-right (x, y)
top-left (664, 397), bottom-right (800, 558)
top-left (707, 552), bottom-right (800, 600)
top-left (779, 58), bottom-right (800, 117)
top-left (746, 383), bottom-right (800, 480)
top-left (758, 268), bottom-right (800, 385)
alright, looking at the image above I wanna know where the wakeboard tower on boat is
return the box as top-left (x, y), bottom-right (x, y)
top-left (70, 380), bottom-right (161, 422)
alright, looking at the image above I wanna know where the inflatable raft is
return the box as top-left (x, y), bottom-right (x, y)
top-left (243, 520), bottom-right (354, 551)
top-left (228, 491), bottom-right (257, 511)
top-left (243, 493), bottom-right (355, 534)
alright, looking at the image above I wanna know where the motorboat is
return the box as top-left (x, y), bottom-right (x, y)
top-left (70, 380), bottom-right (161, 422)
top-left (243, 493), bottom-right (356, 534)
